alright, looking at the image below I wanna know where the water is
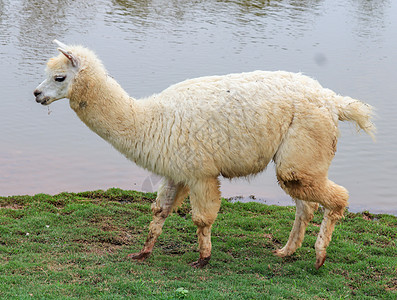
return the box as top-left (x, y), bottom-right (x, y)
top-left (0, 0), bottom-right (396, 215)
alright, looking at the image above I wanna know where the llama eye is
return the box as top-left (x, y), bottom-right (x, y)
top-left (54, 76), bottom-right (66, 82)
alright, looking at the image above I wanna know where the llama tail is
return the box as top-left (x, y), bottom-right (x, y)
top-left (334, 95), bottom-right (376, 141)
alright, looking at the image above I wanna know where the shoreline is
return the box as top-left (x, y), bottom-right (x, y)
top-left (1, 188), bottom-right (396, 217)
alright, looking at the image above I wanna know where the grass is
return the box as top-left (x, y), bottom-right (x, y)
top-left (0, 188), bottom-right (396, 299)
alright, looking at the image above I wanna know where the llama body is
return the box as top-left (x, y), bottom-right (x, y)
top-left (69, 69), bottom-right (345, 182)
top-left (34, 41), bottom-right (375, 269)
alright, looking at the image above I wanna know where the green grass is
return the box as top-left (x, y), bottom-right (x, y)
top-left (0, 188), bottom-right (396, 299)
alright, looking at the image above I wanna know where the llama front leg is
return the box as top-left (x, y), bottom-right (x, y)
top-left (189, 178), bottom-right (221, 268)
top-left (190, 224), bottom-right (214, 268)
top-left (127, 201), bottom-right (170, 261)
top-left (274, 199), bottom-right (319, 257)
top-left (128, 179), bottom-right (188, 261)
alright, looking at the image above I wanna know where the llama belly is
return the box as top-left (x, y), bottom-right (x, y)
top-left (214, 134), bottom-right (280, 178)
top-left (219, 154), bottom-right (272, 179)
top-left (165, 130), bottom-right (282, 181)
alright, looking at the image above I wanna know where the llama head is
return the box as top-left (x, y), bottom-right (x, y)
top-left (34, 40), bottom-right (80, 105)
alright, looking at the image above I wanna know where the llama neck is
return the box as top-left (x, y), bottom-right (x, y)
top-left (69, 72), bottom-right (144, 159)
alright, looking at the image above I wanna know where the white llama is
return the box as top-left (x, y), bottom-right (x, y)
top-left (34, 40), bottom-right (375, 269)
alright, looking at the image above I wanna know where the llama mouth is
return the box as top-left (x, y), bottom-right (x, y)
top-left (36, 97), bottom-right (51, 106)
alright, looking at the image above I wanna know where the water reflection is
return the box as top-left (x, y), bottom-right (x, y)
top-left (108, 0), bottom-right (326, 44)
top-left (0, 0), bottom-right (391, 64)
top-left (0, 0), bottom-right (100, 73)
top-left (350, 0), bottom-right (391, 41)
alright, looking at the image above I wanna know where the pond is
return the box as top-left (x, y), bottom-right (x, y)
top-left (0, 0), bottom-right (396, 215)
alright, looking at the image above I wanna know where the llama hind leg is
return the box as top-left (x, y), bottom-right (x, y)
top-left (314, 180), bottom-right (348, 269)
top-left (273, 112), bottom-right (348, 268)
top-left (128, 179), bottom-right (189, 261)
top-left (189, 178), bottom-right (221, 268)
top-left (314, 208), bottom-right (339, 269)
top-left (276, 171), bottom-right (348, 268)
top-left (274, 199), bottom-right (318, 257)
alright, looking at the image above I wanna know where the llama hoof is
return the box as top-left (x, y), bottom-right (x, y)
top-left (127, 251), bottom-right (151, 262)
top-left (273, 249), bottom-right (288, 258)
top-left (190, 256), bottom-right (211, 268)
top-left (315, 254), bottom-right (326, 270)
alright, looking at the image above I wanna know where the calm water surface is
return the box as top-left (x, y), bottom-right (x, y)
top-left (0, 0), bottom-right (396, 215)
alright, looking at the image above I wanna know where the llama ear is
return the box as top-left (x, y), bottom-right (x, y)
top-left (53, 39), bottom-right (69, 49)
top-left (57, 48), bottom-right (79, 68)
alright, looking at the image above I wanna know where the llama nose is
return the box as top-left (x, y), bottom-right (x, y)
top-left (34, 89), bottom-right (41, 97)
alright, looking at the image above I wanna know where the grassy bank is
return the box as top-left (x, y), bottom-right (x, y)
top-left (0, 188), bottom-right (396, 299)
